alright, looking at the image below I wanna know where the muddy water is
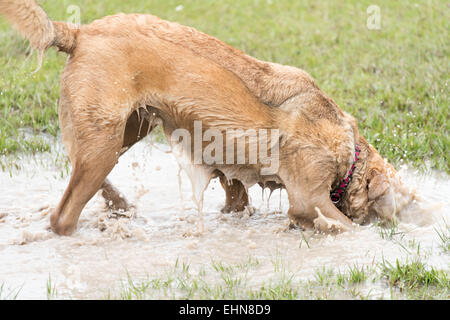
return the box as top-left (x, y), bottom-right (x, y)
top-left (0, 139), bottom-right (448, 299)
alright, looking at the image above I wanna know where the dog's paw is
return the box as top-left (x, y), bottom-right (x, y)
top-left (107, 207), bottom-right (137, 220)
top-left (231, 206), bottom-right (256, 219)
top-left (244, 206), bottom-right (256, 216)
top-left (220, 203), bottom-right (252, 214)
top-left (104, 196), bottom-right (134, 212)
top-left (220, 204), bottom-right (233, 214)
top-left (101, 183), bottom-right (134, 212)
top-left (313, 207), bottom-right (351, 234)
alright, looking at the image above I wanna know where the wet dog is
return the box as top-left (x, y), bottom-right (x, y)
top-left (0, 0), bottom-right (415, 235)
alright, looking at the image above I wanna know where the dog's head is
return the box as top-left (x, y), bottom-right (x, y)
top-left (364, 144), bottom-right (399, 222)
top-left (340, 139), bottom-right (415, 224)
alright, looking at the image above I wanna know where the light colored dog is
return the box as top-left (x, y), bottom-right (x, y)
top-left (0, 0), bottom-right (415, 235)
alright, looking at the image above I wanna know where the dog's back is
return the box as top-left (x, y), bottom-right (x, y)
top-left (110, 13), bottom-right (319, 108)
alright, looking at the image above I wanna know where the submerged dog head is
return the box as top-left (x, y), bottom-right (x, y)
top-left (340, 138), bottom-right (416, 224)
top-left (365, 144), bottom-right (399, 222)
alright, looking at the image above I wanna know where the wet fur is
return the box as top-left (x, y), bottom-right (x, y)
top-left (0, 1), bottom-right (413, 235)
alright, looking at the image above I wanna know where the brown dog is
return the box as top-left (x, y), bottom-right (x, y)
top-left (0, 1), bottom-right (414, 235)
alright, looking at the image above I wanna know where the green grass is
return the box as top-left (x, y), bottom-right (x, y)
top-left (434, 220), bottom-right (450, 253)
top-left (342, 264), bottom-right (370, 285)
top-left (2, 254), bottom-right (448, 300)
top-left (0, 0), bottom-right (448, 172)
top-left (106, 248), bottom-right (447, 300)
top-left (103, 258), bottom-right (448, 300)
top-left (379, 258), bottom-right (449, 299)
top-left (0, 282), bottom-right (22, 300)
top-left (376, 220), bottom-right (402, 240)
top-left (46, 274), bottom-right (58, 300)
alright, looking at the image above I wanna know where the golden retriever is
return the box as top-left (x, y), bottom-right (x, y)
top-left (0, 0), bottom-right (414, 235)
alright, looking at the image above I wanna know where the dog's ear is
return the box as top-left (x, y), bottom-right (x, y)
top-left (368, 173), bottom-right (389, 200)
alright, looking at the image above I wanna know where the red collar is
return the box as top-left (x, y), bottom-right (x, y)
top-left (330, 145), bottom-right (361, 204)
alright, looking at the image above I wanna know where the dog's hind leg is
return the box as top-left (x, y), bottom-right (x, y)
top-left (51, 110), bottom-right (125, 235)
top-left (51, 142), bottom-right (122, 235)
top-left (218, 175), bottom-right (249, 213)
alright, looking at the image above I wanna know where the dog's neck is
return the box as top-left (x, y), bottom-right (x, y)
top-left (330, 145), bottom-right (361, 204)
top-left (334, 137), bottom-right (371, 222)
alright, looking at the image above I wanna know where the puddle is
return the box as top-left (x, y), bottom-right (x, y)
top-left (0, 139), bottom-right (448, 299)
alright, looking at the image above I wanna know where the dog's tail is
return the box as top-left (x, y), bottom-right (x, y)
top-left (0, 0), bottom-right (78, 69)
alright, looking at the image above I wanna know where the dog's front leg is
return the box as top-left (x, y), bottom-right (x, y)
top-left (280, 166), bottom-right (354, 234)
top-left (286, 192), bottom-right (354, 233)
top-left (218, 176), bottom-right (249, 213)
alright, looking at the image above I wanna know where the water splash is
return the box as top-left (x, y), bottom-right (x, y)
top-left (0, 140), bottom-right (448, 299)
